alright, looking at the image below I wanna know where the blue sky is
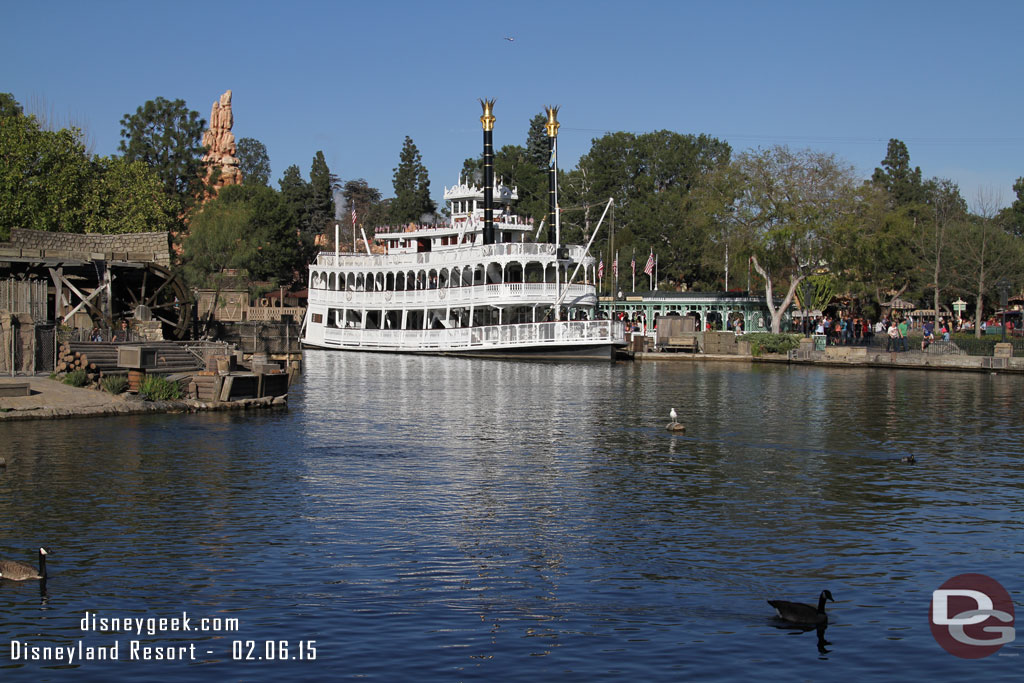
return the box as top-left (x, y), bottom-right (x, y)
top-left (5, 0), bottom-right (1023, 211)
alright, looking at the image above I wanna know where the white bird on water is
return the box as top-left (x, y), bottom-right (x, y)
top-left (670, 408), bottom-right (677, 422)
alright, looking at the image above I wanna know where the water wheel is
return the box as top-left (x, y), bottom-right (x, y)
top-left (111, 263), bottom-right (192, 339)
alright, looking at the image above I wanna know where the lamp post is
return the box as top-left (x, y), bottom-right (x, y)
top-left (952, 297), bottom-right (966, 330)
top-left (997, 278), bottom-right (1011, 342)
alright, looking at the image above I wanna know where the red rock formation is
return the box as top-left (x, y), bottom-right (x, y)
top-left (201, 90), bottom-right (242, 198)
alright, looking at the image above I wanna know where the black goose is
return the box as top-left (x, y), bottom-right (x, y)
top-left (0, 547), bottom-right (48, 581)
top-left (768, 589), bottom-right (834, 625)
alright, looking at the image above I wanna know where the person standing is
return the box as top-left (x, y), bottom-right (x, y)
top-left (898, 317), bottom-right (909, 352)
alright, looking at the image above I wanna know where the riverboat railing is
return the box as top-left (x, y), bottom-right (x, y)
top-left (313, 243), bottom-right (588, 269)
top-left (318, 319), bottom-right (624, 351)
top-left (309, 282), bottom-right (596, 308)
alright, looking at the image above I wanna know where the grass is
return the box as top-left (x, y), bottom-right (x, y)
top-left (62, 369), bottom-right (89, 387)
top-left (738, 332), bottom-right (803, 356)
top-left (101, 374), bottom-right (129, 394)
top-left (138, 374), bottom-right (181, 401)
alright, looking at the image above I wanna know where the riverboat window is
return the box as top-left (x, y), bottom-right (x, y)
top-left (311, 313), bottom-right (323, 324)
top-left (345, 310), bottom-right (362, 328)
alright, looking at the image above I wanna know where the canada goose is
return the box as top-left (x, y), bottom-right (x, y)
top-left (0, 547), bottom-right (48, 581)
top-left (768, 589), bottom-right (834, 625)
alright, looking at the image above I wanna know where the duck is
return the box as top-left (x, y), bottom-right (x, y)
top-left (901, 454), bottom-right (916, 464)
top-left (768, 589), bottom-right (834, 626)
top-left (0, 547), bottom-right (48, 581)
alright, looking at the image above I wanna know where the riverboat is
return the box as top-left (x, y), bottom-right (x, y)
top-left (301, 103), bottom-right (626, 360)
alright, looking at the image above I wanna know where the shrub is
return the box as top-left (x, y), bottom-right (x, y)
top-left (739, 333), bottom-right (802, 356)
top-left (62, 368), bottom-right (89, 387)
top-left (139, 374), bottom-right (181, 401)
top-left (101, 374), bottom-right (129, 394)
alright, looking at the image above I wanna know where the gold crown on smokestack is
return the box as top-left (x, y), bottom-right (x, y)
top-left (544, 105), bottom-right (560, 137)
top-left (479, 99), bottom-right (496, 131)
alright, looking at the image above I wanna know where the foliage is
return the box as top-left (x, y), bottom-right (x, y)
top-left (565, 130), bottom-right (732, 290)
top-left (237, 137), bottom-right (271, 186)
top-left (391, 136), bottom-right (435, 224)
top-left (118, 97), bottom-right (208, 220)
top-left (62, 368), bottom-right (89, 387)
top-left (309, 150), bottom-right (338, 235)
top-left (871, 138), bottom-right (925, 206)
top-left (0, 110), bottom-right (92, 237)
top-left (84, 155), bottom-right (178, 233)
top-left (739, 333), bottom-right (802, 356)
top-left (0, 92), bottom-right (24, 119)
top-left (998, 177), bottom-right (1024, 239)
top-left (181, 184), bottom-right (302, 286)
top-left (139, 374), bottom-right (181, 401)
top-left (101, 374), bottom-right (129, 394)
top-left (724, 146), bottom-right (859, 332)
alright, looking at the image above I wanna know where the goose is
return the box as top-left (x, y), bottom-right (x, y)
top-left (0, 547), bottom-right (48, 581)
top-left (768, 589), bottom-right (834, 625)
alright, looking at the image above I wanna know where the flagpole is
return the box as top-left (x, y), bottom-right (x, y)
top-left (632, 249), bottom-right (635, 292)
top-left (654, 254), bottom-right (658, 291)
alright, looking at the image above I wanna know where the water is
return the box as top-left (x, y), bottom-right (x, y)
top-left (1, 353), bottom-right (1021, 680)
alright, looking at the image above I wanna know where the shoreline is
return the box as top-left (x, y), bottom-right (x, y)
top-left (0, 377), bottom-right (286, 423)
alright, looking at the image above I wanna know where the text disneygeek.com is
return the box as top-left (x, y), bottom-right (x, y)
top-left (6, 611), bottom-right (317, 664)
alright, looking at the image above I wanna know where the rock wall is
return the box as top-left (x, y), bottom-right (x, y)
top-left (4, 229), bottom-right (172, 266)
top-left (202, 90), bottom-right (243, 196)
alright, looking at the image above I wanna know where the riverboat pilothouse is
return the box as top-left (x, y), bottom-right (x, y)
top-left (301, 101), bottom-right (626, 360)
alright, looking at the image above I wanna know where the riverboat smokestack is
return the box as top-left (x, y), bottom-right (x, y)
top-left (480, 99), bottom-right (496, 245)
top-left (544, 105), bottom-right (560, 244)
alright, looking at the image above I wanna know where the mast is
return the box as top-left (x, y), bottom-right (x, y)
top-left (545, 106), bottom-right (559, 244)
top-left (480, 99), bottom-right (496, 246)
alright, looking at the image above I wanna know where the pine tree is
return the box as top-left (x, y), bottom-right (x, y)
top-left (237, 137), bottom-right (271, 186)
top-left (871, 138), bottom-right (925, 206)
top-left (309, 150), bottom-right (337, 233)
top-left (391, 136), bottom-right (435, 225)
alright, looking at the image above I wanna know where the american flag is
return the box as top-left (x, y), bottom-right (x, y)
top-left (598, 259), bottom-right (604, 279)
top-left (631, 253), bottom-right (636, 274)
top-left (351, 205), bottom-right (357, 226)
top-left (644, 251), bottom-right (654, 276)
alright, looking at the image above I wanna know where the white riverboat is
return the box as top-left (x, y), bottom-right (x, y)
top-left (301, 102), bottom-right (625, 360)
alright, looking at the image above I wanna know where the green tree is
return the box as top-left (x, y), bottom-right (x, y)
top-left (999, 177), bottom-right (1024, 238)
top-left (180, 199), bottom-right (255, 287)
top-left (341, 179), bottom-right (383, 242)
top-left (215, 184), bottom-right (301, 282)
top-left (391, 136), bottom-right (435, 225)
top-left (0, 110), bottom-right (92, 237)
top-left (84, 156), bottom-right (178, 234)
top-left (727, 146), bottom-right (859, 333)
top-left (525, 111), bottom-right (549, 169)
top-left (309, 150), bottom-right (337, 234)
top-left (0, 92), bottom-right (24, 119)
top-left (118, 97), bottom-right (208, 220)
top-left (871, 138), bottom-right (925, 207)
top-left (236, 137), bottom-right (271, 186)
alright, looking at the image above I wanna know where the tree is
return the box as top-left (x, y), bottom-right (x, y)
top-left (999, 177), bottom-right (1024, 238)
top-left (391, 136), bottom-right (435, 224)
top-left (180, 199), bottom-right (255, 287)
top-left (84, 156), bottom-right (178, 234)
top-left (236, 137), bottom-right (271, 187)
top-left (727, 146), bottom-right (859, 333)
top-left (216, 184), bottom-right (301, 282)
top-left (0, 109), bottom-right (93, 237)
top-left (0, 92), bottom-right (24, 119)
top-left (914, 177), bottom-right (967, 326)
top-left (118, 97), bottom-right (208, 219)
top-left (871, 138), bottom-right (925, 206)
top-left (525, 111), bottom-right (549, 169)
top-left (309, 150), bottom-right (337, 234)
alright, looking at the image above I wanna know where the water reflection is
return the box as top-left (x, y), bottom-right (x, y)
top-left (0, 356), bottom-right (1021, 679)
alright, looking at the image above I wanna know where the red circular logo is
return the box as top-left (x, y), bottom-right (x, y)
top-left (930, 573), bottom-right (1015, 659)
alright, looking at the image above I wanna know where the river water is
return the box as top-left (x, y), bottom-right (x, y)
top-left (0, 353), bottom-right (1021, 680)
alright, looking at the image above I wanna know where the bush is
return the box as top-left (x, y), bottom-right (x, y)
top-left (101, 374), bottom-right (129, 394)
top-left (139, 374), bottom-right (181, 401)
top-left (62, 368), bottom-right (89, 387)
top-left (739, 333), bottom-right (802, 356)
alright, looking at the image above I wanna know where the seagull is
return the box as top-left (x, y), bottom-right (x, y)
top-left (670, 408), bottom-right (677, 422)
top-left (504, 36), bottom-right (515, 42)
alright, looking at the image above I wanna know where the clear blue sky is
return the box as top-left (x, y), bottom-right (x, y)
top-left (5, 0), bottom-right (1023, 211)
